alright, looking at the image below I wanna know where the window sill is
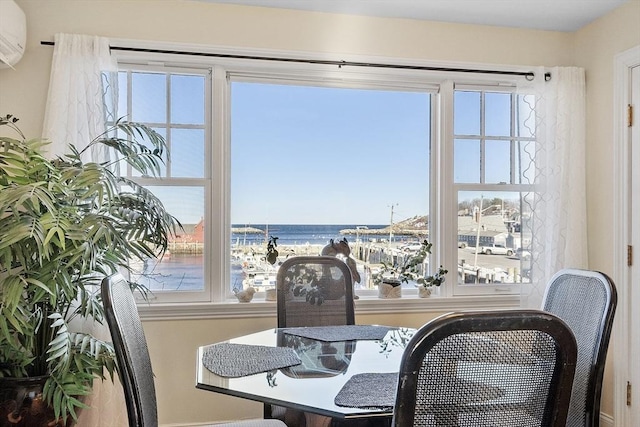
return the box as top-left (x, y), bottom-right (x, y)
top-left (137, 294), bottom-right (521, 321)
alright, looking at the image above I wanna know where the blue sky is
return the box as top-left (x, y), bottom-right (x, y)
top-left (120, 72), bottom-right (527, 225)
top-left (230, 82), bottom-right (431, 225)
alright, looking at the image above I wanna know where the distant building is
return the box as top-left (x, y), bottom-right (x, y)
top-left (170, 218), bottom-right (205, 244)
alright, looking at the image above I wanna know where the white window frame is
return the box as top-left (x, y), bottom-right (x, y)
top-left (447, 83), bottom-right (535, 296)
top-left (116, 63), bottom-right (213, 304)
top-left (111, 42), bottom-right (530, 317)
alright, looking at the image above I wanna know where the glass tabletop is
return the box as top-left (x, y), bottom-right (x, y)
top-left (196, 326), bottom-right (416, 419)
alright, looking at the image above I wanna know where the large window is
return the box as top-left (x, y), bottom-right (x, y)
top-left (115, 52), bottom-right (535, 304)
top-left (230, 81), bottom-right (432, 296)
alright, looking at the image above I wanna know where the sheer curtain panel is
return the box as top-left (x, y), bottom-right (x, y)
top-left (42, 33), bottom-right (117, 162)
top-left (41, 32), bottom-right (127, 426)
top-left (521, 67), bottom-right (588, 308)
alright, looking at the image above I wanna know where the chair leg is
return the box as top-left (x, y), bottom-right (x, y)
top-left (264, 403), bottom-right (273, 419)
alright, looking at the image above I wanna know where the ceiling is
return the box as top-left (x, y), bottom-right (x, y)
top-left (198, 0), bottom-right (629, 32)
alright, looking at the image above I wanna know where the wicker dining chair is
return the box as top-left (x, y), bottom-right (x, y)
top-left (392, 310), bottom-right (578, 427)
top-left (541, 269), bottom-right (617, 427)
top-left (276, 255), bottom-right (355, 328)
top-left (266, 256), bottom-right (356, 424)
top-left (101, 273), bottom-right (286, 427)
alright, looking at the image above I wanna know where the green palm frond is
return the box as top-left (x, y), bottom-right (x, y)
top-left (0, 114), bottom-right (179, 420)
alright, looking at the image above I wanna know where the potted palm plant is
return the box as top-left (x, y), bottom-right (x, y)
top-left (0, 114), bottom-right (180, 425)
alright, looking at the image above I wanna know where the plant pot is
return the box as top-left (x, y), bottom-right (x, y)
top-left (0, 376), bottom-right (72, 427)
top-left (418, 287), bottom-right (432, 298)
top-left (378, 281), bottom-right (402, 299)
top-left (265, 288), bottom-right (277, 301)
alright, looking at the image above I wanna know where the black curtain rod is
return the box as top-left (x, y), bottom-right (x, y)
top-left (41, 41), bottom-right (551, 81)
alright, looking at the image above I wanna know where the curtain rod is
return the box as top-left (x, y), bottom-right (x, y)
top-left (41, 41), bottom-right (551, 81)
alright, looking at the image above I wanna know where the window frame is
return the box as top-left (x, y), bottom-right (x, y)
top-left (448, 83), bottom-right (535, 296)
top-left (111, 43), bottom-right (532, 313)
top-left (116, 63), bottom-right (213, 304)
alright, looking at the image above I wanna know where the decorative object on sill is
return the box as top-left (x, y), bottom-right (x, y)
top-left (418, 286), bottom-right (432, 298)
top-left (265, 288), bottom-right (277, 301)
top-left (234, 286), bottom-right (256, 302)
top-left (320, 238), bottom-right (361, 299)
top-left (0, 114), bottom-right (180, 423)
top-left (266, 235), bottom-right (279, 265)
top-left (373, 239), bottom-right (447, 299)
top-left (418, 266), bottom-right (449, 298)
top-left (378, 280), bottom-right (403, 299)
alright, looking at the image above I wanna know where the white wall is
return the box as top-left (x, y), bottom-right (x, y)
top-left (1, 0), bottom-right (638, 424)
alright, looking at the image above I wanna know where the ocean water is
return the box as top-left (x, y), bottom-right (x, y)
top-left (231, 224), bottom-right (386, 246)
top-left (142, 224), bottom-right (387, 292)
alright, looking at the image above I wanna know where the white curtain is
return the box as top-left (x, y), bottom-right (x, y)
top-left (41, 33), bottom-right (127, 426)
top-left (42, 33), bottom-right (116, 162)
top-left (520, 67), bottom-right (588, 308)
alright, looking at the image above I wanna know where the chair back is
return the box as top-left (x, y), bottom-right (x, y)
top-left (542, 269), bottom-right (617, 427)
top-left (102, 273), bottom-right (158, 427)
top-left (276, 256), bottom-right (355, 328)
top-left (393, 310), bottom-right (578, 427)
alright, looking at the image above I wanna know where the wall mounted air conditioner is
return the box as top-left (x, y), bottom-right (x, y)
top-left (0, 0), bottom-right (27, 69)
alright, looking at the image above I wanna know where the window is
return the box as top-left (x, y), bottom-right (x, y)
top-left (453, 87), bottom-right (535, 295)
top-left (116, 65), bottom-right (210, 303)
top-left (114, 50), bottom-right (534, 305)
top-left (230, 81), bottom-right (433, 296)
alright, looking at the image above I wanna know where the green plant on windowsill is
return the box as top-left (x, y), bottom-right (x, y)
top-left (0, 114), bottom-right (180, 424)
top-left (372, 239), bottom-right (448, 289)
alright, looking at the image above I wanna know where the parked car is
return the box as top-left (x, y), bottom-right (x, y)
top-left (516, 247), bottom-right (532, 260)
top-left (479, 243), bottom-right (514, 256)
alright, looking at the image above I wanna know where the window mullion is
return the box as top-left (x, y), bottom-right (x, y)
top-left (438, 81), bottom-right (456, 298)
top-left (211, 64), bottom-right (229, 302)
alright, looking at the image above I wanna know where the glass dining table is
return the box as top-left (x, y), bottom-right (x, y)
top-left (195, 325), bottom-right (416, 427)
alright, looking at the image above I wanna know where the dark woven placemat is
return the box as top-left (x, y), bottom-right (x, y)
top-left (203, 343), bottom-right (301, 377)
top-left (334, 373), bottom-right (398, 409)
top-left (283, 325), bottom-right (394, 342)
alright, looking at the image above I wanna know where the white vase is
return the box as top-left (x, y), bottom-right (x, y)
top-left (378, 283), bottom-right (402, 299)
top-left (418, 287), bottom-right (432, 298)
top-left (265, 288), bottom-right (277, 301)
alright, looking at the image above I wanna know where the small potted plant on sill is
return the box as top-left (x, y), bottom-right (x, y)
top-left (417, 265), bottom-right (449, 298)
top-left (372, 239), bottom-right (447, 299)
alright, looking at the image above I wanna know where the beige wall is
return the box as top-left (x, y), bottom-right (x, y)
top-left (1, 0), bottom-right (639, 425)
top-left (573, 1), bottom-right (640, 421)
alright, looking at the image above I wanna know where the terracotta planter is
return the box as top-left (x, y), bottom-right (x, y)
top-left (0, 376), bottom-right (71, 427)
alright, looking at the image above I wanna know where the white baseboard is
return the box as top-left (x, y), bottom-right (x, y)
top-left (600, 411), bottom-right (614, 427)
